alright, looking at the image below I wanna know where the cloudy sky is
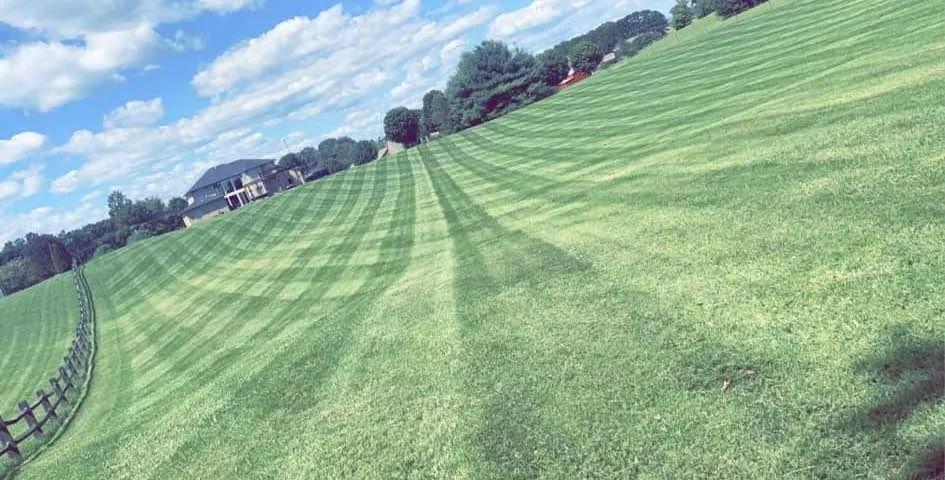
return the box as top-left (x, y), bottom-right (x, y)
top-left (0, 0), bottom-right (672, 243)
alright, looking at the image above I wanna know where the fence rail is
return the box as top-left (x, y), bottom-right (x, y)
top-left (0, 262), bottom-right (95, 465)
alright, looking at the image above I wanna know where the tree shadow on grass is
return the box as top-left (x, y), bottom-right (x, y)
top-left (418, 144), bottom-right (593, 478)
top-left (844, 327), bottom-right (945, 479)
top-left (850, 340), bottom-right (944, 432)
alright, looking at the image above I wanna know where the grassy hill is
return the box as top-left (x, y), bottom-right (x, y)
top-left (0, 275), bottom-right (78, 417)
top-left (14, 0), bottom-right (945, 477)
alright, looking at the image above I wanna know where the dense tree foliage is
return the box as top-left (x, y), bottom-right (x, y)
top-left (0, 234), bottom-right (72, 295)
top-left (316, 137), bottom-right (359, 173)
top-left (570, 40), bottom-right (604, 74)
top-left (616, 10), bottom-right (669, 38)
top-left (357, 140), bottom-right (378, 165)
top-left (671, 0), bottom-right (695, 30)
top-left (446, 41), bottom-right (554, 131)
top-left (536, 49), bottom-right (571, 87)
top-left (1, 189), bottom-right (185, 294)
top-left (421, 90), bottom-right (450, 135)
top-left (384, 107), bottom-right (423, 147)
top-left (279, 152), bottom-right (304, 170)
top-left (692, 0), bottom-right (725, 18)
top-left (717, 0), bottom-right (768, 18)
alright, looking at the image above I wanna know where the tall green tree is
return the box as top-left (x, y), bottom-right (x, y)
top-left (357, 140), bottom-right (378, 165)
top-left (384, 107), bottom-right (422, 147)
top-left (446, 41), bottom-right (553, 131)
top-left (671, 0), bottom-right (695, 30)
top-left (299, 146), bottom-right (319, 172)
top-left (421, 90), bottom-right (450, 135)
top-left (692, 0), bottom-right (724, 18)
top-left (585, 21), bottom-right (623, 54)
top-left (537, 49), bottom-right (570, 87)
top-left (279, 152), bottom-right (303, 170)
top-left (107, 190), bottom-right (132, 223)
top-left (570, 40), bottom-right (604, 73)
top-left (616, 10), bottom-right (669, 38)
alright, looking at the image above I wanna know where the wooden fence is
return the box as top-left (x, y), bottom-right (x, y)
top-left (0, 263), bottom-right (95, 464)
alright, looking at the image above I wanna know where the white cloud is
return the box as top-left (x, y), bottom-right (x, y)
top-left (0, 201), bottom-right (108, 243)
top-left (49, 1), bottom-right (494, 199)
top-left (488, 0), bottom-right (673, 51)
top-left (0, 164), bottom-right (44, 201)
top-left (166, 30), bottom-right (206, 51)
top-left (191, 1), bottom-right (494, 96)
top-left (488, 0), bottom-right (573, 39)
top-left (197, 0), bottom-right (263, 13)
top-left (80, 190), bottom-right (103, 203)
top-left (0, 1), bottom-right (258, 111)
top-left (0, 25), bottom-right (161, 111)
top-left (0, 131), bottom-right (46, 165)
top-left (322, 109), bottom-right (385, 141)
top-left (104, 98), bottom-right (165, 129)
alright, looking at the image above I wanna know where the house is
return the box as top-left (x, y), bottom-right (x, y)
top-left (181, 159), bottom-right (306, 227)
top-left (601, 52), bottom-right (617, 64)
top-left (559, 70), bottom-right (590, 90)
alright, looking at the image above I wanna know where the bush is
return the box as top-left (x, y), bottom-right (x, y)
top-left (670, 0), bottom-right (694, 30)
top-left (94, 244), bottom-right (115, 257)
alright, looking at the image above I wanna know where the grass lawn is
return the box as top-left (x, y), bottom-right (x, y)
top-left (13, 0), bottom-right (945, 477)
top-left (0, 274), bottom-right (80, 477)
top-left (0, 274), bottom-right (78, 417)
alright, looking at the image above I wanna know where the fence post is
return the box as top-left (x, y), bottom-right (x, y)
top-left (50, 377), bottom-right (64, 402)
top-left (18, 401), bottom-right (43, 440)
top-left (59, 367), bottom-right (73, 397)
top-left (37, 390), bottom-right (58, 425)
top-left (0, 416), bottom-right (21, 463)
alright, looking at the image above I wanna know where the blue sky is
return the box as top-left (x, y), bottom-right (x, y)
top-left (0, 0), bottom-right (672, 243)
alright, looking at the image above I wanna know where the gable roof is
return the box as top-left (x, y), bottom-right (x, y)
top-left (185, 159), bottom-right (273, 195)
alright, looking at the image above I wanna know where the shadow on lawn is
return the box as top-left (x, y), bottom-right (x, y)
top-left (419, 144), bottom-right (593, 478)
top-left (845, 327), bottom-right (945, 479)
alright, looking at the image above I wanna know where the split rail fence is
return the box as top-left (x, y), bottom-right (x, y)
top-left (0, 262), bottom-right (95, 465)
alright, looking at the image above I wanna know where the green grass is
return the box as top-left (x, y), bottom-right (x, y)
top-left (0, 274), bottom-right (80, 478)
top-left (0, 274), bottom-right (78, 417)
top-left (15, 0), bottom-right (945, 477)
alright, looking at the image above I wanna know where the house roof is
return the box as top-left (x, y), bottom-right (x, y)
top-left (185, 159), bottom-right (273, 195)
top-left (180, 196), bottom-right (228, 216)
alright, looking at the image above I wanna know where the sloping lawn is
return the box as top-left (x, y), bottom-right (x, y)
top-left (0, 274), bottom-right (78, 415)
top-left (17, 0), bottom-right (945, 477)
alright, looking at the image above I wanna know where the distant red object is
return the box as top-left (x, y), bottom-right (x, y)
top-left (559, 71), bottom-right (590, 90)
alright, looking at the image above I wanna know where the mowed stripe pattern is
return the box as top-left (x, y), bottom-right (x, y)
top-left (18, 0), bottom-right (945, 478)
top-left (0, 275), bottom-right (78, 418)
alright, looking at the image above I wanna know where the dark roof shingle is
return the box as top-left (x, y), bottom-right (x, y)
top-left (185, 159), bottom-right (273, 195)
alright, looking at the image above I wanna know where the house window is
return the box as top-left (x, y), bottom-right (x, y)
top-left (223, 178), bottom-right (244, 194)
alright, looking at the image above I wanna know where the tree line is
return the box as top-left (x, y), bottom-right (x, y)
top-left (0, 191), bottom-right (188, 295)
top-left (278, 137), bottom-right (382, 178)
top-left (382, 9), bottom-right (671, 147)
top-left (672, 0), bottom-right (770, 30)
